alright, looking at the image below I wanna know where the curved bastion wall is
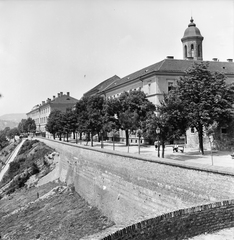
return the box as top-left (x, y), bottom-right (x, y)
top-left (38, 138), bottom-right (234, 237)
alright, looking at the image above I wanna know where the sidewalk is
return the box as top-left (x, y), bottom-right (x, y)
top-left (73, 140), bottom-right (234, 169)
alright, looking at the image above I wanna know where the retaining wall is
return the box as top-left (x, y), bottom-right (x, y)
top-left (38, 138), bottom-right (234, 227)
top-left (100, 200), bottom-right (234, 240)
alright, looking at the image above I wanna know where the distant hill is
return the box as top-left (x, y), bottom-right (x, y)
top-left (0, 113), bottom-right (27, 123)
top-left (0, 113), bottom-right (26, 130)
top-left (0, 119), bottom-right (18, 130)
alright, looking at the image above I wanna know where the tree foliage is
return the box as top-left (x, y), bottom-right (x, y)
top-left (18, 118), bottom-right (36, 134)
top-left (46, 110), bottom-right (64, 140)
top-left (74, 95), bottom-right (106, 146)
top-left (175, 61), bottom-right (234, 154)
top-left (105, 90), bottom-right (156, 145)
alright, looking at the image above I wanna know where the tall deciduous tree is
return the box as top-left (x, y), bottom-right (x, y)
top-left (176, 61), bottom-right (234, 154)
top-left (74, 95), bottom-right (106, 146)
top-left (46, 110), bottom-right (64, 140)
top-left (106, 90), bottom-right (156, 146)
top-left (62, 109), bottom-right (77, 142)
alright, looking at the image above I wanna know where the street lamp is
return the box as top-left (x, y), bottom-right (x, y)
top-left (156, 127), bottom-right (160, 157)
top-left (100, 129), bottom-right (104, 149)
top-left (208, 134), bottom-right (214, 165)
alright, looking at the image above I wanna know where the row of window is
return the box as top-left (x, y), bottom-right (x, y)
top-left (41, 107), bottom-right (50, 114)
top-left (108, 81), bottom-right (175, 99)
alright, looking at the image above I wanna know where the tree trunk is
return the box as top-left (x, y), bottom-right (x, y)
top-left (91, 132), bottom-right (93, 147)
top-left (161, 141), bottom-right (165, 158)
top-left (53, 133), bottom-right (55, 140)
top-left (79, 132), bottom-right (82, 140)
top-left (66, 133), bottom-right (69, 142)
top-left (125, 129), bottom-right (129, 146)
top-left (198, 123), bottom-right (204, 155)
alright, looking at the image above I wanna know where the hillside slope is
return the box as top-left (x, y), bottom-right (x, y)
top-left (0, 139), bottom-right (114, 240)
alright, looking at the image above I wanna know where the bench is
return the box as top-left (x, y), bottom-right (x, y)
top-left (173, 145), bottom-right (184, 153)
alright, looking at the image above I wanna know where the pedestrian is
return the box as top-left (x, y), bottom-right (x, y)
top-left (154, 141), bottom-right (158, 150)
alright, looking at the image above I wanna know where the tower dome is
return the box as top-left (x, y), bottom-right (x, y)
top-left (181, 18), bottom-right (204, 60)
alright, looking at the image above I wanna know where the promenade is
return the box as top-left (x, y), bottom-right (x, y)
top-left (72, 140), bottom-right (234, 169)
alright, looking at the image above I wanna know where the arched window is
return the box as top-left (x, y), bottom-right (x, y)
top-left (191, 44), bottom-right (194, 57)
top-left (198, 44), bottom-right (201, 57)
top-left (184, 45), bottom-right (187, 58)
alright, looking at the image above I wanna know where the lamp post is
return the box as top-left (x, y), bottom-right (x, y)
top-left (156, 127), bottom-right (160, 157)
top-left (112, 129), bottom-right (115, 150)
top-left (208, 134), bottom-right (214, 165)
top-left (100, 129), bottom-right (104, 148)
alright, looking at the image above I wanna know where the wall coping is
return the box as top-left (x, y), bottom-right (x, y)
top-left (99, 199), bottom-right (234, 240)
top-left (37, 137), bottom-right (234, 177)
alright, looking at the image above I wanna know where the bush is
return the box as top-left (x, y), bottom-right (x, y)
top-left (31, 162), bottom-right (40, 175)
top-left (8, 161), bottom-right (20, 176)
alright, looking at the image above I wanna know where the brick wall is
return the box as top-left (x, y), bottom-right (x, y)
top-left (100, 199), bottom-right (234, 240)
top-left (38, 138), bottom-right (234, 227)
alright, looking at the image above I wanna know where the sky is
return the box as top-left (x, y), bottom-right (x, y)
top-left (0, 0), bottom-right (233, 115)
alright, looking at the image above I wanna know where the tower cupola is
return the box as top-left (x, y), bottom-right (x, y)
top-left (181, 17), bottom-right (204, 60)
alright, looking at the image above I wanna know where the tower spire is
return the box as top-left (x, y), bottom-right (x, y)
top-left (181, 18), bottom-right (204, 60)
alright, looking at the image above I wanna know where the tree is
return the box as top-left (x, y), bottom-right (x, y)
top-left (74, 95), bottom-right (106, 146)
top-left (18, 119), bottom-right (27, 134)
top-left (7, 127), bottom-right (20, 139)
top-left (46, 110), bottom-right (64, 140)
top-left (143, 92), bottom-right (188, 158)
top-left (176, 61), bottom-right (234, 154)
top-left (106, 90), bottom-right (156, 146)
top-left (25, 118), bottom-right (36, 133)
top-left (0, 129), bottom-right (9, 150)
top-left (62, 109), bottom-right (77, 142)
top-left (18, 118), bottom-right (36, 135)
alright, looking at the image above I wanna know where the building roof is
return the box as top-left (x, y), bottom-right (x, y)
top-left (83, 75), bottom-right (121, 97)
top-left (104, 59), bottom-right (234, 91)
top-left (181, 18), bottom-right (203, 41)
top-left (27, 93), bottom-right (78, 115)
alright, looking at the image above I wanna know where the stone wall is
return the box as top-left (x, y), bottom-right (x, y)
top-left (38, 138), bottom-right (234, 227)
top-left (100, 200), bottom-right (234, 240)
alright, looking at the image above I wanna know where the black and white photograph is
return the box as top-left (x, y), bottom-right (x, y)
top-left (0, 0), bottom-right (234, 239)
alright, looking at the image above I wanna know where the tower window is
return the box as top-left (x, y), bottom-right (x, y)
top-left (185, 45), bottom-right (187, 58)
top-left (191, 44), bottom-right (194, 57)
top-left (198, 44), bottom-right (201, 57)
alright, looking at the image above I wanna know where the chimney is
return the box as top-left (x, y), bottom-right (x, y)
top-left (42, 101), bottom-right (45, 104)
top-left (58, 93), bottom-right (60, 97)
top-left (53, 95), bottom-right (56, 99)
top-left (47, 98), bottom-right (51, 103)
top-left (212, 58), bottom-right (218, 61)
top-left (166, 56), bottom-right (174, 59)
top-left (227, 59), bottom-right (233, 62)
top-left (60, 92), bottom-right (63, 96)
top-left (67, 92), bottom-right (70, 96)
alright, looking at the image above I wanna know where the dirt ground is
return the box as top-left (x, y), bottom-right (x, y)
top-left (0, 181), bottom-right (114, 240)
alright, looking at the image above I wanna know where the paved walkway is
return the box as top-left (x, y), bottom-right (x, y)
top-left (72, 140), bottom-right (234, 169)
top-left (0, 139), bottom-right (26, 182)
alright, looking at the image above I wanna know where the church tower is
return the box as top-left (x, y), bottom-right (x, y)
top-left (181, 17), bottom-right (204, 60)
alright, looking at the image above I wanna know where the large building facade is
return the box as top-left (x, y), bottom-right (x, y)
top-left (27, 92), bottom-right (78, 136)
top-left (84, 18), bottom-right (234, 147)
